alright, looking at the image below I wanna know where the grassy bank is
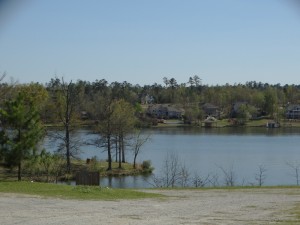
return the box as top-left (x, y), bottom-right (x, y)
top-left (0, 159), bottom-right (153, 182)
top-left (71, 160), bottom-right (153, 177)
top-left (0, 181), bottom-right (162, 200)
top-left (155, 118), bottom-right (300, 128)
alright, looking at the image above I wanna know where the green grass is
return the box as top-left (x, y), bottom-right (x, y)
top-left (72, 160), bottom-right (152, 176)
top-left (246, 119), bottom-right (269, 127)
top-left (0, 181), bottom-right (162, 200)
top-left (0, 159), bottom-right (153, 182)
top-left (276, 202), bottom-right (300, 225)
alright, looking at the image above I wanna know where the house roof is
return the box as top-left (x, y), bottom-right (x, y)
top-left (148, 104), bottom-right (184, 113)
top-left (204, 116), bottom-right (217, 122)
top-left (202, 103), bottom-right (218, 109)
top-left (286, 104), bottom-right (300, 111)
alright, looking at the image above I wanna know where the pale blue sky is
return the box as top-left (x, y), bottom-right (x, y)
top-left (0, 0), bottom-right (300, 85)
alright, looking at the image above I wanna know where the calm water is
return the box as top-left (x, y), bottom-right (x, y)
top-left (45, 127), bottom-right (300, 187)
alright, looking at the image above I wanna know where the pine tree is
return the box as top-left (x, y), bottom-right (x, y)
top-left (0, 93), bottom-right (44, 180)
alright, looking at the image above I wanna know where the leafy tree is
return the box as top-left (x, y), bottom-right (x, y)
top-left (39, 150), bottom-right (65, 183)
top-left (0, 93), bottom-right (44, 180)
top-left (93, 97), bottom-right (115, 171)
top-left (236, 104), bottom-right (251, 125)
top-left (111, 99), bottom-right (136, 168)
top-left (264, 87), bottom-right (278, 119)
top-left (252, 92), bottom-right (265, 110)
top-left (183, 105), bottom-right (203, 125)
top-left (16, 83), bottom-right (49, 123)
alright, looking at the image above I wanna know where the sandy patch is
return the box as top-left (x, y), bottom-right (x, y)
top-left (1, 188), bottom-right (300, 225)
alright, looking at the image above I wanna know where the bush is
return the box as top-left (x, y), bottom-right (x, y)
top-left (88, 156), bottom-right (100, 172)
top-left (142, 160), bottom-right (153, 173)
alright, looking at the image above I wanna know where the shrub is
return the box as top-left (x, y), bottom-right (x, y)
top-left (88, 156), bottom-right (100, 172)
top-left (142, 160), bottom-right (153, 173)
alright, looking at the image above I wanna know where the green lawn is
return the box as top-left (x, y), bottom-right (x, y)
top-left (0, 181), bottom-right (162, 200)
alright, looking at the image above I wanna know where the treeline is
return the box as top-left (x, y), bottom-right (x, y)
top-left (1, 75), bottom-right (300, 180)
top-left (2, 76), bottom-right (300, 124)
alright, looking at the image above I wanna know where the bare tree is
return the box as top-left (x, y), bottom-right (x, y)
top-left (130, 129), bottom-right (151, 169)
top-left (162, 152), bottom-right (181, 187)
top-left (218, 164), bottom-right (236, 187)
top-left (152, 152), bottom-right (192, 188)
top-left (178, 164), bottom-right (190, 187)
top-left (48, 78), bottom-right (81, 173)
top-left (192, 172), bottom-right (210, 187)
top-left (150, 152), bottom-right (181, 188)
top-left (286, 161), bottom-right (300, 186)
top-left (255, 164), bottom-right (267, 186)
top-left (208, 173), bottom-right (220, 187)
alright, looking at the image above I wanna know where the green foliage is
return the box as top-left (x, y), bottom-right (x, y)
top-left (3, 77), bottom-right (300, 129)
top-left (92, 99), bottom-right (136, 170)
top-left (111, 99), bottom-right (136, 133)
top-left (134, 103), bottom-right (143, 114)
top-left (23, 150), bottom-right (65, 182)
top-left (183, 105), bottom-right (203, 125)
top-left (264, 87), bottom-right (278, 118)
top-left (236, 104), bottom-right (251, 125)
top-left (87, 156), bottom-right (100, 172)
top-left (142, 160), bottom-right (153, 173)
top-left (0, 92), bottom-right (44, 180)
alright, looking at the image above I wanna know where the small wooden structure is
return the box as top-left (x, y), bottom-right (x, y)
top-left (202, 116), bottom-right (218, 128)
top-left (76, 171), bottom-right (100, 186)
top-left (266, 121), bottom-right (280, 128)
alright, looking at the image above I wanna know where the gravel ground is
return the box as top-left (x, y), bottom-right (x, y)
top-left (1, 188), bottom-right (300, 225)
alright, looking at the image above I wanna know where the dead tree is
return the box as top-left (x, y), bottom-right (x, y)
top-left (255, 164), bottom-right (267, 186)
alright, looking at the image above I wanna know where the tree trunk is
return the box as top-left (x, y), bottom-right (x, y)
top-left (107, 135), bottom-right (112, 171)
top-left (66, 124), bottom-right (71, 173)
top-left (17, 129), bottom-right (22, 181)
top-left (133, 154), bottom-right (137, 169)
top-left (121, 135), bottom-right (125, 163)
top-left (118, 135), bottom-right (122, 169)
top-left (18, 162), bottom-right (21, 181)
top-left (115, 136), bottom-right (118, 162)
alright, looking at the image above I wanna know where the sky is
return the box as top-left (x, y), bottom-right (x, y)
top-left (0, 0), bottom-right (300, 86)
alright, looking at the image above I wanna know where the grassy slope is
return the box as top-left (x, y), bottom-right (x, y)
top-left (0, 181), bottom-right (162, 200)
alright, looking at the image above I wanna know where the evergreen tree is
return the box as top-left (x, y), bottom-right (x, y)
top-left (0, 93), bottom-right (44, 180)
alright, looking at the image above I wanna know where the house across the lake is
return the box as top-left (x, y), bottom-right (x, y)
top-left (286, 104), bottom-right (300, 119)
top-left (201, 103), bottom-right (220, 119)
top-left (146, 104), bottom-right (184, 119)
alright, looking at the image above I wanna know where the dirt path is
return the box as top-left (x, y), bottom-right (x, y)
top-left (1, 188), bottom-right (300, 225)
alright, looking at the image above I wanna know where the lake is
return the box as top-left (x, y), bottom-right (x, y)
top-left (45, 127), bottom-right (300, 188)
